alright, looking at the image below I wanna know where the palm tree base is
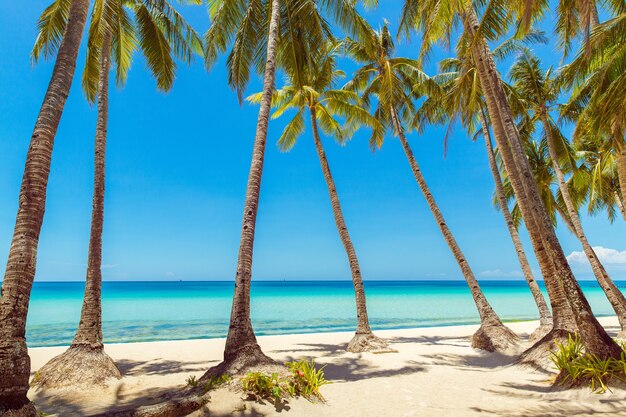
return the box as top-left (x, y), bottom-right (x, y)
top-left (347, 332), bottom-right (395, 353)
top-left (528, 323), bottom-right (553, 345)
top-left (2, 402), bottom-right (37, 417)
top-left (32, 344), bottom-right (121, 390)
top-left (517, 328), bottom-right (573, 371)
top-left (471, 323), bottom-right (520, 353)
top-left (200, 342), bottom-right (283, 380)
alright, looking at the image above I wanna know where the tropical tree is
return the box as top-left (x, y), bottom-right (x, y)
top-left (200, 0), bottom-right (371, 377)
top-left (573, 132), bottom-right (626, 222)
top-left (249, 41), bottom-right (390, 352)
top-left (0, 0), bottom-right (89, 414)
top-left (418, 36), bottom-right (554, 341)
top-left (28, 0), bottom-right (202, 390)
top-left (345, 22), bottom-right (518, 353)
top-left (399, 0), bottom-right (622, 359)
top-left (560, 12), bottom-right (626, 210)
top-left (509, 49), bottom-right (626, 337)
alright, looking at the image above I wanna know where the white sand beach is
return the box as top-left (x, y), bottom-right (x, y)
top-left (29, 317), bottom-right (626, 416)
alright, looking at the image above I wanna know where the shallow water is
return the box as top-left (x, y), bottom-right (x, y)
top-left (25, 280), bottom-right (625, 347)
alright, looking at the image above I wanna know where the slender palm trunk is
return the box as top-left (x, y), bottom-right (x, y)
top-left (0, 0), bottom-right (89, 413)
top-left (555, 204), bottom-right (577, 235)
top-left (212, 0), bottom-right (281, 373)
top-left (480, 111), bottom-right (552, 327)
top-left (73, 33), bottom-right (112, 349)
top-left (615, 192), bottom-right (626, 222)
top-left (590, 1), bottom-right (600, 27)
top-left (617, 143), bottom-right (626, 213)
top-left (309, 107), bottom-right (387, 352)
top-left (390, 107), bottom-right (517, 351)
top-left (462, 8), bottom-right (621, 358)
top-left (542, 110), bottom-right (626, 331)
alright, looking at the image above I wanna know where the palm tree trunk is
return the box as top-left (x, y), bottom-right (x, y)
top-left (590, 1), bottom-right (600, 27)
top-left (462, 7), bottom-right (621, 359)
top-left (390, 107), bottom-right (517, 352)
top-left (555, 204), bottom-right (577, 235)
top-left (615, 192), bottom-right (626, 222)
top-left (480, 110), bottom-right (552, 327)
top-left (73, 32), bottom-right (112, 349)
top-left (30, 31), bottom-right (121, 392)
top-left (541, 110), bottom-right (626, 332)
top-left (0, 0), bottom-right (89, 413)
top-left (205, 0), bottom-right (281, 376)
top-left (309, 107), bottom-right (388, 353)
top-left (617, 143), bottom-right (626, 214)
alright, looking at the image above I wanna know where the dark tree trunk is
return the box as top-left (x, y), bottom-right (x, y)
top-left (542, 110), bottom-right (626, 334)
top-left (480, 111), bottom-right (552, 330)
top-left (0, 0), bottom-right (89, 414)
top-left (32, 32), bottom-right (121, 391)
top-left (462, 8), bottom-right (621, 359)
top-left (202, 0), bottom-right (281, 378)
top-left (309, 107), bottom-right (389, 353)
top-left (391, 107), bottom-right (518, 352)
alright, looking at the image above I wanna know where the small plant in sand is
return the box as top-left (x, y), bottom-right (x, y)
top-left (186, 375), bottom-right (199, 388)
top-left (241, 360), bottom-right (330, 403)
top-left (550, 333), bottom-right (626, 393)
top-left (202, 373), bottom-right (231, 392)
top-left (241, 372), bottom-right (291, 402)
top-left (287, 359), bottom-right (330, 401)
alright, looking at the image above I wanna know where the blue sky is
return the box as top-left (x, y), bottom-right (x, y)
top-left (0, 2), bottom-right (624, 282)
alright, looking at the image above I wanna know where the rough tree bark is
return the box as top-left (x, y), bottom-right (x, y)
top-left (0, 0), bottom-right (90, 414)
top-left (201, 0), bottom-right (282, 379)
top-left (391, 107), bottom-right (518, 353)
top-left (309, 107), bottom-right (390, 353)
top-left (542, 109), bottom-right (626, 336)
top-left (462, 7), bottom-right (621, 359)
top-left (480, 111), bottom-right (552, 341)
top-left (32, 31), bottom-right (122, 391)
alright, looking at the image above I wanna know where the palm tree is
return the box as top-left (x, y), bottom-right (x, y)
top-left (0, 0), bottom-right (89, 414)
top-left (399, 0), bottom-right (622, 359)
top-left (345, 22), bottom-right (518, 353)
top-left (418, 37), bottom-right (554, 341)
top-left (200, 0), bottom-right (370, 376)
top-left (573, 132), bottom-right (626, 222)
top-left (560, 12), bottom-right (626, 213)
top-left (249, 41), bottom-right (390, 352)
top-left (510, 49), bottom-right (626, 337)
top-left (28, 0), bottom-right (202, 390)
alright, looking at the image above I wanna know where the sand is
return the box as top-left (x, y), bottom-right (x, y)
top-left (29, 316), bottom-right (626, 416)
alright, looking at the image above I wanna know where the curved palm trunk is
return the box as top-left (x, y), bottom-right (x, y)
top-left (462, 8), bottom-right (621, 359)
top-left (555, 204), bottom-right (577, 235)
top-left (390, 107), bottom-right (518, 352)
top-left (542, 110), bottom-right (626, 332)
top-left (615, 192), bottom-right (626, 222)
top-left (0, 0), bottom-right (89, 413)
top-left (617, 143), bottom-right (626, 214)
top-left (480, 111), bottom-right (552, 328)
top-left (32, 32), bottom-right (122, 391)
top-left (309, 108), bottom-right (388, 352)
top-left (203, 0), bottom-right (281, 377)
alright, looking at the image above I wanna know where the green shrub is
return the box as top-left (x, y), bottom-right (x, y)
top-left (241, 372), bottom-right (289, 402)
top-left (286, 359), bottom-right (330, 401)
top-left (185, 375), bottom-right (199, 387)
top-left (203, 374), bottom-right (231, 392)
top-left (550, 333), bottom-right (626, 393)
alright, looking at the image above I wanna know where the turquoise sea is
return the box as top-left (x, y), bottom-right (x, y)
top-left (25, 280), bottom-right (626, 347)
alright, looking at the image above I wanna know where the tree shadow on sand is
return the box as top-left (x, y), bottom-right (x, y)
top-left (116, 358), bottom-right (215, 376)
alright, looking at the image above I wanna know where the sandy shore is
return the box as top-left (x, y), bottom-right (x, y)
top-left (29, 316), bottom-right (626, 416)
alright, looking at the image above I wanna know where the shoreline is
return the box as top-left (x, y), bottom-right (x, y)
top-left (29, 316), bottom-right (626, 416)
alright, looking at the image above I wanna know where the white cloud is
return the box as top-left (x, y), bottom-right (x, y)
top-left (478, 269), bottom-right (523, 278)
top-left (566, 246), bottom-right (626, 267)
top-left (165, 271), bottom-right (176, 278)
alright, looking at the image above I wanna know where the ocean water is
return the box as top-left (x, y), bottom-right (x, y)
top-left (25, 280), bottom-right (625, 347)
